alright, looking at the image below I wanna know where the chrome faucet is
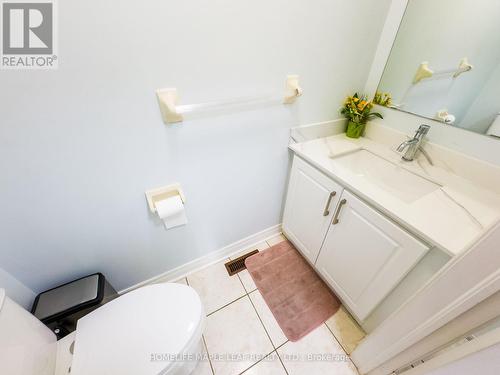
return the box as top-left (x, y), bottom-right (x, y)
top-left (397, 124), bottom-right (430, 162)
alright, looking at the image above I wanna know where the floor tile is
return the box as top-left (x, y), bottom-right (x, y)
top-left (238, 270), bottom-right (257, 293)
top-left (266, 233), bottom-right (287, 247)
top-left (230, 242), bottom-right (269, 293)
top-left (187, 260), bottom-right (246, 314)
top-left (277, 325), bottom-right (358, 375)
top-left (325, 306), bottom-right (366, 354)
top-left (204, 296), bottom-right (274, 375)
top-left (242, 352), bottom-right (287, 375)
top-left (191, 337), bottom-right (214, 375)
top-left (249, 290), bottom-right (287, 348)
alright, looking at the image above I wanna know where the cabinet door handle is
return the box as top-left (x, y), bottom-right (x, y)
top-left (323, 191), bottom-right (337, 216)
top-left (332, 199), bottom-right (347, 224)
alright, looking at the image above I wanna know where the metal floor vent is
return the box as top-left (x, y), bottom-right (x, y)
top-left (225, 250), bottom-right (259, 276)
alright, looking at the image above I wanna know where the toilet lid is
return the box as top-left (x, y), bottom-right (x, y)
top-left (70, 283), bottom-right (204, 375)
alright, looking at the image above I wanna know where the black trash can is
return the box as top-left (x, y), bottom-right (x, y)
top-left (31, 273), bottom-right (118, 339)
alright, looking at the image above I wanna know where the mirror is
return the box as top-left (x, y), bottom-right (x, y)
top-left (377, 0), bottom-right (500, 139)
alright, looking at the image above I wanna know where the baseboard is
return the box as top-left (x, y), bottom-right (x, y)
top-left (118, 224), bottom-right (282, 294)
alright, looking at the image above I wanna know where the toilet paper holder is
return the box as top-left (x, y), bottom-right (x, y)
top-left (145, 183), bottom-right (186, 213)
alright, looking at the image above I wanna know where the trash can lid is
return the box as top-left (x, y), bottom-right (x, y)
top-left (32, 273), bottom-right (103, 321)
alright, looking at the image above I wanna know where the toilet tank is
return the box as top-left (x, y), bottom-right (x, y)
top-left (0, 289), bottom-right (57, 375)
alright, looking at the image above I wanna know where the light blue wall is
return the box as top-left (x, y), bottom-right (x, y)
top-left (0, 0), bottom-right (391, 293)
top-left (460, 63), bottom-right (500, 134)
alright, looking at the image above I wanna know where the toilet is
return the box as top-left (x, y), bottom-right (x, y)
top-left (0, 283), bottom-right (205, 375)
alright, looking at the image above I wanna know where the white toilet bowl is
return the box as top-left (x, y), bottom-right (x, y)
top-left (0, 283), bottom-right (205, 375)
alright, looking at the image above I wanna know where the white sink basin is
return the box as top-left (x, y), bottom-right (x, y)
top-left (331, 149), bottom-right (440, 203)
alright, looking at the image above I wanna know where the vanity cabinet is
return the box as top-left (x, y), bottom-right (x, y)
top-left (315, 190), bottom-right (429, 320)
top-left (282, 157), bottom-right (344, 264)
top-left (283, 156), bottom-right (430, 321)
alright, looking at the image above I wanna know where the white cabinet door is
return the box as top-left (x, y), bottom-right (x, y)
top-left (283, 156), bottom-right (343, 264)
top-left (316, 190), bottom-right (429, 321)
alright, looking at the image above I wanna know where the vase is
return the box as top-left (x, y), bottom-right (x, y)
top-left (346, 120), bottom-right (366, 138)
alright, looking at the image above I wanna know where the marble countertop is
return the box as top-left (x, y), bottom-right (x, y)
top-left (289, 133), bottom-right (500, 256)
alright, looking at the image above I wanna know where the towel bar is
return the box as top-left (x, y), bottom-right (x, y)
top-left (156, 75), bottom-right (302, 124)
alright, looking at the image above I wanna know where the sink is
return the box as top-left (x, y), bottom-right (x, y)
top-left (331, 149), bottom-right (440, 203)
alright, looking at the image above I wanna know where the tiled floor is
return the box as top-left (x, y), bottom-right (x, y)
top-left (325, 306), bottom-right (366, 355)
top-left (157, 233), bottom-right (363, 375)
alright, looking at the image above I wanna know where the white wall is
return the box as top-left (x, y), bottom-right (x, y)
top-left (421, 342), bottom-right (500, 375)
top-left (378, 0), bottom-right (500, 129)
top-left (0, 267), bottom-right (36, 309)
top-left (0, 0), bottom-right (391, 293)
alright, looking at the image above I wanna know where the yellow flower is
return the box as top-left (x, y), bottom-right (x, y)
top-left (357, 100), bottom-right (370, 111)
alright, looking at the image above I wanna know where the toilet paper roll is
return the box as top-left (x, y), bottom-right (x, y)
top-left (443, 114), bottom-right (456, 125)
top-left (155, 195), bottom-right (187, 229)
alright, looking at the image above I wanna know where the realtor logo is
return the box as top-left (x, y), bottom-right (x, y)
top-left (1, 0), bottom-right (57, 69)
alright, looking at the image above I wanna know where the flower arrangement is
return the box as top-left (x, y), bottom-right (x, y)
top-left (340, 93), bottom-right (383, 138)
top-left (373, 91), bottom-right (392, 107)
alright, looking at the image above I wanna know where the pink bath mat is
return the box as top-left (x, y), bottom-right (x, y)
top-left (245, 240), bottom-right (341, 342)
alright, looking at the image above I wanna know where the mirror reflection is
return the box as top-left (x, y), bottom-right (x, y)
top-left (377, 0), bottom-right (500, 139)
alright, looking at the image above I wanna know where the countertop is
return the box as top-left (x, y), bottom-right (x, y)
top-left (289, 133), bottom-right (500, 256)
